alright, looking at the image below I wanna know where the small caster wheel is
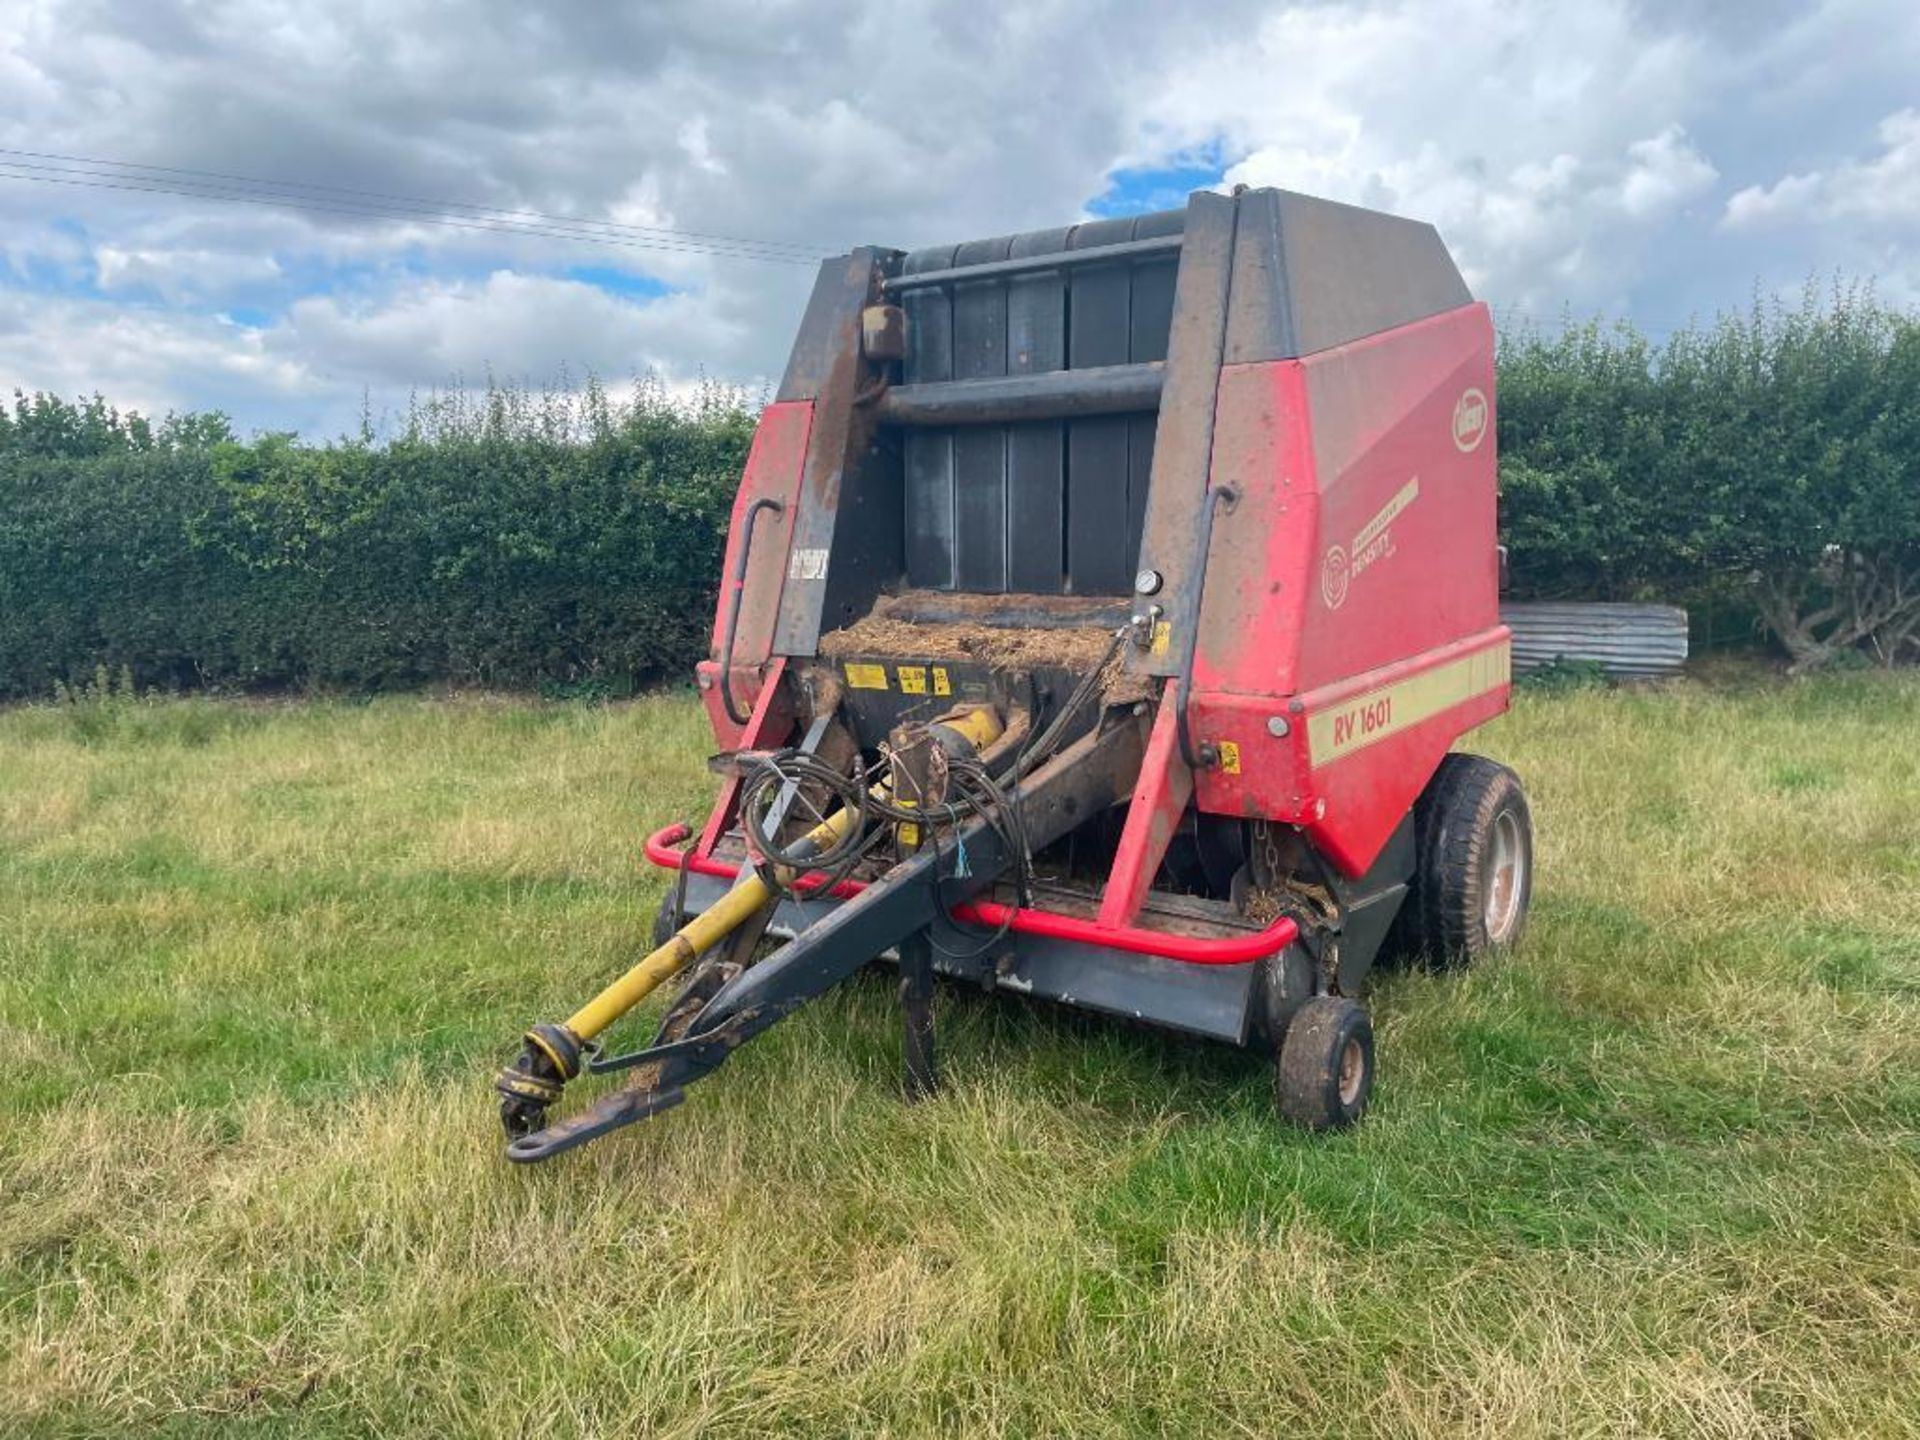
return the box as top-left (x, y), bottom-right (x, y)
top-left (1276, 996), bottom-right (1374, 1130)
top-left (650, 893), bottom-right (681, 949)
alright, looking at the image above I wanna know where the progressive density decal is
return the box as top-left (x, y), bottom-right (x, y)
top-left (1320, 476), bottom-right (1419, 610)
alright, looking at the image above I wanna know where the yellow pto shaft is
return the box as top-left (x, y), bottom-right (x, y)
top-left (563, 703), bottom-right (1002, 1043)
top-left (496, 703), bottom-right (1003, 1141)
top-left (563, 803), bottom-right (858, 1042)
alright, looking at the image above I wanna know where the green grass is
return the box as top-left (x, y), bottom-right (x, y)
top-left (2, 677), bottom-right (1917, 1437)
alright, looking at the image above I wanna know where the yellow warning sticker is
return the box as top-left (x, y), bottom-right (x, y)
top-left (931, 666), bottom-right (952, 697)
top-left (844, 662), bottom-right (889, 690)
top-left (1217, 740), bottom-right (1242, 774)
top-left (1150, 619), bottom-right (1172, 656)
top-left (897, 665), bottom-right (929, 695)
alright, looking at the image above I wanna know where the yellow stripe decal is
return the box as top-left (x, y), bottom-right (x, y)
top-left (1353, 476), bottom-right (1419, 554)
top-left (1307, 643), bottom-right (1510, 766)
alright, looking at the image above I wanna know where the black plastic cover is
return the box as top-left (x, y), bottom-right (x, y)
top-left (899, 209), bottom-right (1185, 596)
top-left (773, 187), bottom-right (1471, 617)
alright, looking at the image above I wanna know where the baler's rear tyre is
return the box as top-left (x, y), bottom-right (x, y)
top-left (1395, 753), bottom-right (1532, 969)
top-left (1276, 996), bottom-right (1374, 1130)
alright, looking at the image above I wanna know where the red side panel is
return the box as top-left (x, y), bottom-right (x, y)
top-left (1180, 303), bottom-right (1506, 876)
top-left (1185, 628), bottom-right (1510, 872)
top-left (1189, 359), bottom-right (1319, 698)
top-left (1292, 304), bottom-right (1498, 691)
top-left (701, 401), bottom-right (812, 747)
top-left (696, 656), bottom-right (795, 857)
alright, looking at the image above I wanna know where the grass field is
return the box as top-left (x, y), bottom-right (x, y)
top-left (2, 675), bottom-right (1917, 1437)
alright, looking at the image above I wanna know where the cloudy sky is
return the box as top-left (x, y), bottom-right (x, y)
top-left (1, 0), bottom-right (1916, 436)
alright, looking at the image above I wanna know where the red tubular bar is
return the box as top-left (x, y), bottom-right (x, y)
top-left (643, 823), bottom-right (1297, 965)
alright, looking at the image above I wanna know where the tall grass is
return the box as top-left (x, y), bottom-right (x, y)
top-left (1, 678), bottom-right (1916, 1436)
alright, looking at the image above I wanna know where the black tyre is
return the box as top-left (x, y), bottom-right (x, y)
top-left (650, 892), bottom-right (682, 949)
top-left (1394, 753), bottom-right (1532, 968)
top-left (1276, 996), bottom-right (1374, 1130)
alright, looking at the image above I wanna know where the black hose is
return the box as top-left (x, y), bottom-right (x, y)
top-left (1007, 624), bottom-right (1128, 784)
top-left (736, 625), bottom-right (1128, 943)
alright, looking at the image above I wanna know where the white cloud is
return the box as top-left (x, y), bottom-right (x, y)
top-left (276, 271), bottom-right (733, 392)
top-left (0, 271), bottom-right (750, 438)
top-left (1620, 127), bottom-right (1719, 219)
top-left (1137, 0), bottom-right (1718, 313)
top-left (95, 245), bottom-right (283, 303)
top-left (0, 288), bottom-right (309, 422)
top-left (0, 0), bottom-right (1260, 426)
top-left (0, 0), bottom-right (1917, 429)
top-left (1724, 108), bottom-right (1920, 229)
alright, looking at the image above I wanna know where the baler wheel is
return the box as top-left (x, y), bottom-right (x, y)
top-left (650, 895), bottom-right (680, 950)
top-left (1276, 996), bottom-right (1374, 1130)
top-left (1395, 753), bottom-right (1533, 968)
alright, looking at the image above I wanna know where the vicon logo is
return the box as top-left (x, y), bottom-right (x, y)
top-left (1452, 387), bottom-right (1489, 452)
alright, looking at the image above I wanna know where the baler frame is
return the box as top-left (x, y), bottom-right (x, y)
top-left (494, 185), bottom-right (1532, 1160)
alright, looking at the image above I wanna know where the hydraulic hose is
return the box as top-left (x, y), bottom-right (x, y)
top-left (494, 704), bottom-right (1004, 1141)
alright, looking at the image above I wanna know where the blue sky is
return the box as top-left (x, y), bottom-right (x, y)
top-left (1090, 159), bottom-right (1234, 220)
top-left (1, 0), bottom-right (1915, 435)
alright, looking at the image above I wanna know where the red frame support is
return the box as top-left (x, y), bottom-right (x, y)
top-left (694, 656), bottom-right (794, 858)
top-left (643, 824), bottom-right (1296, 966)
top-left (1095, 688), bottom-right (1192, 928)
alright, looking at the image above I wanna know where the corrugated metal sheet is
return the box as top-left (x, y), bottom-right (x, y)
top-left (1500, 602), bottom-right (1689, 679)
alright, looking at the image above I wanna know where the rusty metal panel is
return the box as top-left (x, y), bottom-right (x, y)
top-left (1502, 602), bottom-right (1689, 678)
top-left (770, 248), bottom-right (892, 657)
top-left (707, 404), bottom-right (812, 671)
top-left (1128, 190), bottom-right (1239, 676)
top-left (1222, 189), bottom-right (1471, 363)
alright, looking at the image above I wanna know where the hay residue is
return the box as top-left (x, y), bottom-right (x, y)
top-left (818, 595), bottom-right (1122, 673)
top-left (1243, 888), bottom-right (1284, 925)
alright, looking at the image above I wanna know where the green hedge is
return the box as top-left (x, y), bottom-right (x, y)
top-left (0, 383), bottom-right (753, 698)
top-left (4, 286), bottom-right (1917, 697)
top-left (1497, 288), bottom-right (1920, 667)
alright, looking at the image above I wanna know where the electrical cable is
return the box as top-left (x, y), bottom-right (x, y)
top-left (0, 144), bottom-right (835, 257)
top-left (0, 158), bottom-right (826, 266)
top-left (923, 757), bottom-right (1030, 961)
top-left (734, 625), bottom-right (1131, 957)
top-left (1003, 626), bottom-right (1127, 785)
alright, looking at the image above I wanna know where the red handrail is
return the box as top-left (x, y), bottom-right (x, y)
top-left (643, 823), bottom-right (1296, 965)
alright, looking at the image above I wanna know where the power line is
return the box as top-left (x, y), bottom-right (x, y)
top-left (0, 145), bottom-right (833, 257)
top-left (0, 163), bottom-right (822, 265)
top-left (0, 149), bottom-right (830, 266)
